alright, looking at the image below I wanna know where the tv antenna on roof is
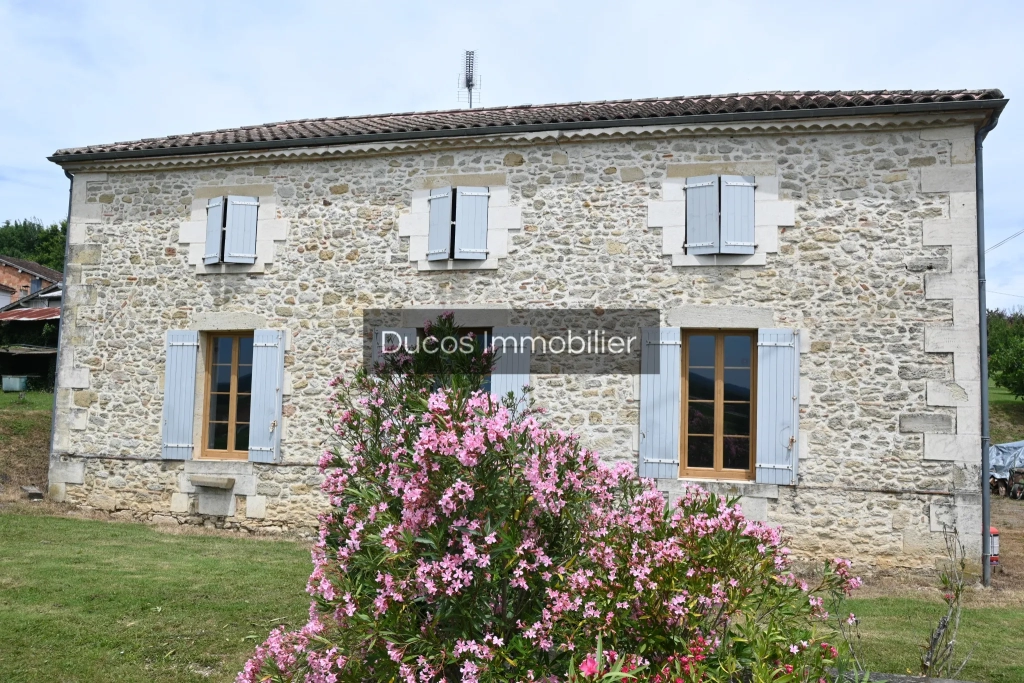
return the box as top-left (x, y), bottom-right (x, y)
top-left (457, 50), bottom-right (481, 108)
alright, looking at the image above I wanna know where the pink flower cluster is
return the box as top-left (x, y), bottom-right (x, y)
top-left (239, 368), bottom-right (860, 683)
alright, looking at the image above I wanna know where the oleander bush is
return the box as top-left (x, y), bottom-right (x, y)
top-left (239, 313), bottom-right (860, 683)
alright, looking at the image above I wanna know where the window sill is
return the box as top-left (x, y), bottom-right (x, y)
top-left (670, 253), bottom-right (767, 268)
top-left (416, 258), bottom-right (499, 272)
top-left (656, 477), bottom-right (781, 500)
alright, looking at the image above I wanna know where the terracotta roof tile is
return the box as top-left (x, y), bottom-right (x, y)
top-left (51, 89), bottom-right (1004, 159)
top-left (0, 256), bottom-right (63, 283)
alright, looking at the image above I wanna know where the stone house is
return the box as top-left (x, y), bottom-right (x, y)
top-left (0, 256), bottom-right (62, 306)
top-left (46, 89), bottom-right (1005, 573)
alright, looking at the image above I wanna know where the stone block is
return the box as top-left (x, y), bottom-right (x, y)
top-left (924, 434), bottom-right (979, 461)
top-left (196, 489), bottom-right (235, 516)
top-left (88, 493), bottom-right (117, 511)
top-left (170, 492), bottom-right (191, 513)
top-left (398, 212), bottom-right (428, 237)
top-left (70, 244), bottom-right (102, 265)
top-left (410, 188), bottom-right (430, 213)
top-left (48, 482), bottom-right (67, 502)
top-left (190, 475), bottom-right (235, 489)
top-left (178, 220), bottom-right (206, 243)
top-left (191, 311), bottom-right (267, 331)
top-left (953, 298), bottom-right (980, 328)
top-left (488, 185), bottom-right (510, 207)
top-left (246, 495), bottom-right (267, 519)
top-left (620, 167), bottom-right (644, 182)
top-left (954, 351), bottom-right (980, 381)
top-left (926, 380), bottom-right (977, 407)
top-left (899, 413), bottom-right (954, 434)
top-left (59, 366), bottom-right (90, 389)
top-left (924, 327), bottom-right (977, 353)
top-left (951, 245), bottom-right (978, 273)
top-left (799, 377), bottom-right (811, 406)
top-left (49, 460), bottom-right (85, 484)
top-left (488, 205), bottom-right (522, 232)
top-left (665, 305), bottom-right (774, 329)
top-left (662, 178), bottom-right (686, 201)
top-left (672, 253), bottom-right (766, 268)
top-left (257, 218), bottom-right (289, 241)
top-left (151, 515), bottom-right (180, 526)
top-left (922, 217), bottom-right (976, 247)
top-left (488, 229), bottom-right (509, 258)
top-left (408, 235), bottom-right (428, 261)
top-left (957, 405), bottom-right (981, 436)
top-left (69, 409), bottom-right (88, 431)
top-left (416, 173), bottom-right (506, 190)
top-left (921, 166), bottom-right (976, 193)
top-left (738, 496), bottom-right (768, 521)
top-left (668, 161), bottom-right (776, 178)
top-left (194, 184), bottom-right (274, 199)
top-left (929, 502), bottom-right (956, 532)
top-left (68, 221), bottom-right (88, 245)
top-left (754, 175), bottom-right (779, 201)
top-left (755, 224), bottom-right (778, 253)
top-left (924, 273), bottom-right (977, 300)
top-left (755, 200), bottom-right (795, 226)
top-left (949, 191), bottom-right (977, 221)
top-left (662, 226), bottom-right (685, 255)
top-left (647, 200), bottom-right (686, 228)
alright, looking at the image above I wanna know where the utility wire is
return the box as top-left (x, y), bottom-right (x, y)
top-left (987, 227), bottom-right (1024, 253)
top-left (988, 290), bottom-right (1024, 300)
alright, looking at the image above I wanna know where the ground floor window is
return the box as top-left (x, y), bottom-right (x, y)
top-left (681, 331), bottom-right (756, 480)
top-left (202, 333), bottom-right (253, 460)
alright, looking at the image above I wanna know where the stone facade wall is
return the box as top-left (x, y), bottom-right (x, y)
top-left (49, 115), bottom-right (985, 571)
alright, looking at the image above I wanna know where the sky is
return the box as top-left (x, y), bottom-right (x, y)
top-left (0, 0), bottom-right (1021, 310)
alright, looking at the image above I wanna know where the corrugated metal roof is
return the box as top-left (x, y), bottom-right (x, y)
top-left (0, 307), bottom-right (61, 321)
top-left (50, 89), bottom-right (1005, 161)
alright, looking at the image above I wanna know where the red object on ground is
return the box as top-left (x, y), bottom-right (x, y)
top-left (991, 526), bottom-right (1000, 565)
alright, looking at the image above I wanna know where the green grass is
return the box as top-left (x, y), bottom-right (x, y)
top-left (0, 512), bottom-right (312, 683)
top-left (847, 597), bottom-right (1024, 683)
top-left (990, 379), bottom-right (1024, 444)
top-left (0, 389), bottom-right (53, 411)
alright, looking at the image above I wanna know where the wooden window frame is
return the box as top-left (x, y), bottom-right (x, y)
top-left (199, 331), bottom-right (253, 461)
top-left (679, 330), bottom-right (757, 480)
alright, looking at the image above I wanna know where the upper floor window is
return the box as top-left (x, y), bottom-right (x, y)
top-left (204, 196), bottom-right (259, 265)
top-left (427, 186), bottom-right (489, 261)
top-left (684, 175), bottom-right (756, 256)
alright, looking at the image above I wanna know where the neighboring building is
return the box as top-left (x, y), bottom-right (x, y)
top-left (45, 90), bottom-right (1005, 573)
top-left (0, 307), bottom-right (61, 385)
top-left (1, 281), bottom-right (63, 311)
top-left (0, 256), bottom-right (63, 303)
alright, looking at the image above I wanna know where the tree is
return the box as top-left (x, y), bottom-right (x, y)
top-left (0, 218), bottom-right (67, 271)
top-left (988, 307), bottom-right (1024, 399)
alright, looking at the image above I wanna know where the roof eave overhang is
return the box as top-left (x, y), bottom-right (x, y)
top-left (48, 98), bottom-right (1008, 166)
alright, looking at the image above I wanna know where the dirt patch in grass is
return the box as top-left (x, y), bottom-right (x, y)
top-left (0, 406), bottom-right (51, 494)
top-left (990, 401), bottom-right (1024, 445)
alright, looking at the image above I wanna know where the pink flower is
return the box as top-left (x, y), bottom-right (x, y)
top-left (579, 655), bottom-right (599, 677)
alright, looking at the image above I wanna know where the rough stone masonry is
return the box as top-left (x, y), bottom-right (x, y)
top-left (45, 91), bottom-right (1004, 574)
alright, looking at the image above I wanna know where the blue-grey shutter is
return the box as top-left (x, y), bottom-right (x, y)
top-left (248, 329), bottom-right (285, 463)
top-left (161, 330), bottom-right (199, 460)
top-left (203, 197), bottom-right (224, 264)
top-left (685, 175), bottom-right (719, 255)
top-left (491, 326), bottom-right (531, 403)
top-left (223, 195), bottom-right (259, 264)
top-left (427, 187), bottom-right (453, 261)
top-left (755, 328), bottom-right (800, 485)
top-left (371, 327), bottom-right (417, 369)
top-left (453, 186), bottom-right (489, 260)
top-left (720, 175), bottom-right (756, 255)
top-left (639, 327), bottom-right (681, 479)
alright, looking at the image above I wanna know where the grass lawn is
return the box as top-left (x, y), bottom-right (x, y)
top-left (846, 597), bottom-right (1024, 682)
top-left (990, 379), bottom-right (1024, 445)
top-left (0, 511), bottom-right (311, 683)
top-left (0, 390), bottom-right (53, 491)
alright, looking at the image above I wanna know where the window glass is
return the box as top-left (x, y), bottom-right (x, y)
top-left (204, 333), bottom-right (254, 459)
top-left (681, 332), bottom-right (755, 479)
